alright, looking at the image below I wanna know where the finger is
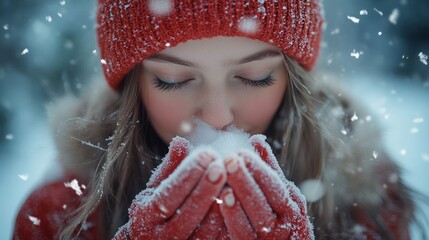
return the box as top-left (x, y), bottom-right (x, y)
top-left (239, 150), bottom-right (305, 217)
top-left (249, 134), bottom-right (282, 173)
top-left (161, 160), bottom-right (227, 239)
top-left (152, 148), bottom-right (218, 221)
top-left (190, 203), bottom-right (223, 240)
top-left (224, 155), bottom-right (276, 233)
top-left (219, 187), bottom-right (256, 240)
top-left (147, 136), bottom-right (191, 188)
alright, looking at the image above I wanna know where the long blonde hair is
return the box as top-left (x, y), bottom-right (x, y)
top-left (60, 55), bottom-right (324, 239)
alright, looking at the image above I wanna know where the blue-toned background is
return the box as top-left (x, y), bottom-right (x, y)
top-left (1, 0), bottom-right (428, 238)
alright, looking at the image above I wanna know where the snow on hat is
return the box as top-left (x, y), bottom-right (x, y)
top-left (97, 0), bottom-right (324, 90)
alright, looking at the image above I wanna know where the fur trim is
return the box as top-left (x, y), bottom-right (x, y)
top-left (310, 76), bottom-right (413, 235)
top-left (46, 79), bottom-right (119, 181)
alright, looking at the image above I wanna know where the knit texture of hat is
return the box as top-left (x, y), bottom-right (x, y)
top-left (97, 0), bottom-right (324, 90)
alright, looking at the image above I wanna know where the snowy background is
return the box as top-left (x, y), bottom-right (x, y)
top-left (1, 0), bottom-right (428, 239)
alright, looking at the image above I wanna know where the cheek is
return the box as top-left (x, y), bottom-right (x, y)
top-left (236, 84), bottom-right (286, 133)
top-left (143, 90), bottom-right (193, 142)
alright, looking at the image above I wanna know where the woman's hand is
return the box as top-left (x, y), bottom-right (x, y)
top-left (114, 137), bottom-right (227, 239)
top-left (218, 135), bottom-right (314, 240)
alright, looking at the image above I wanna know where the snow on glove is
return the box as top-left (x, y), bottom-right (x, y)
top-left (219, 134), bottom-right (314, 240)
top-left (113, 136), bottom-right (227, 240)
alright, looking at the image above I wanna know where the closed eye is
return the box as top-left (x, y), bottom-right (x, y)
top-left (237, 74), bottom-right (275, 88)
top-left (152, 77), bottom-right (193, 91)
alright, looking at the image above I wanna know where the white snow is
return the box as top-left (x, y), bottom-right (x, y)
top-left (64, 179), bottom-right (83, 196)
top-left (28, 216), bottom-right (41, 226)
top-left (18, 174), bottom-right (29, 181)
top-left (347, 16), bottom-right (360, 23)
top-left (359, 10), bottom-right (368, 15)
top-left (373, 8), bottom-right (384, 16)
top-left (388, 8), bottom-right (400, 25)
top-left (300, 179), bottom-right (325, 202)
top-left (148, 0), bottom-right (173, 16)
top-left (418, 52), bottom-right (428, 65)
top-left (5, 134), bottom-right (14, 140)
top-left (20, 48), bottom-right (29, 55)
top-left (351, 112), bottom-right (359, 121)
top-left (350, 49), bottom-right (363, 59)
top-left (186, 119), bottom-right (253, 158)
top-left (238, 17), bottom-right (259, 35)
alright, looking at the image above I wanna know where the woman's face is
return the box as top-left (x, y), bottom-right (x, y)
top-left (141, 36), bottom-right (287, 143)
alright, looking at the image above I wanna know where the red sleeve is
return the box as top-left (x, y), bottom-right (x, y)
top-left (352, 162), bottom-right (413, 240)
top-left (13, 176), bottom-right (102, 240)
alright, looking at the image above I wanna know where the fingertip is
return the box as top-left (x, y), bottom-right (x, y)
top-left (207, 162), bottom-right (226, 184)
top-left (196, 149), bottom-right (217, 168)
top-left (224, 191), bottom-right (235, 208)
top-left (224, 156), bottom-right (240, 174)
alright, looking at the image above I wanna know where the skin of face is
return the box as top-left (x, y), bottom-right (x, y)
top-left (140, 36), bottom-right (288, 144)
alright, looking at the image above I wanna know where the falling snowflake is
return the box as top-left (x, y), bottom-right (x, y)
top-left (59, 0), bottom-right (66, 5)
top-left (389, 8), bottom-right (400, 25)
top-left (412, 117), bottom-right (424, 123)
top-left (29, 216), bottom-right (41, 225)
top-left (418, 52), bottom-right (428, 65)
top-left (378, 31), bottom-right (382, 36)
top-left (374, 8), bottom-right (383, 16)
top-left (46, 16), bottom-right (52, 22)
top-left (330, 28), bottom-right (340, 35)
top-left (400, 149), bottom-right (407, 156)
top-left (238, 17), bottom-right (259, 34)
top-left (21, 48), bottom-right (29, 55)
top-left (5, 134), bottom-right (14, 140)
top-left (347, 16), bottom-right (360, 23)
top-left (300, 179), bottom-right (325, 202)
top-left (372, 150), bottom-right (378, 159)
top-left (64, 179), bottom-right (83, 196)
top-left (410, 127), bottom-right (419, 134)
top-left (148, 0), bottom-right (173, 16)
top-left (57, 12), bottom-right (63, 18)
top-left (18, 174), bottom-right (29, 181)
top-left (351, 49), bottom-right (363, 59)
top-left (3, 24), bottom-right (8, 30)
top-left (180, 121), bottom-right (193, 134)
top-left (359, 10), bottom-right (368, 15)
top-left (100, 59), bottom-right (107, 65)
top-left (351, 113), bottom-right (359, 121)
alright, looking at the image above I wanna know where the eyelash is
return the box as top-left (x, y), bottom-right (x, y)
top-left (152, 78), bottom-right (192, 91)
top-left (152, 74), bottom-right (275, 92)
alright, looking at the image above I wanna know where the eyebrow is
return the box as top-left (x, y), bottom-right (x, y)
top-left (146, 49), bottom-right (282, 67)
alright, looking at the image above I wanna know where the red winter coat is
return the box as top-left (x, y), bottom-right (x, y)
top-left (13, 175), bottom-right (102, 240)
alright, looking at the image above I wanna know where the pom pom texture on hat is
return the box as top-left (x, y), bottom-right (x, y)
top-left (97, 0), bottom-right (323, 90)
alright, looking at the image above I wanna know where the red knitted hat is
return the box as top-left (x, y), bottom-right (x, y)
top-left (97, 0), bottom-right (324, 90)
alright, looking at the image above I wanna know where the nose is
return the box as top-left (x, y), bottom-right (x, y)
top-left (196, 90), bottom-right (233, 130)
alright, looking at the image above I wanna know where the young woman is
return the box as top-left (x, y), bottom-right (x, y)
top-left (13, 0), bottom-right (423, 239)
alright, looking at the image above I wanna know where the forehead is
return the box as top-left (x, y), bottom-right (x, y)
top-left (156, 36), bottom-right (280, 65)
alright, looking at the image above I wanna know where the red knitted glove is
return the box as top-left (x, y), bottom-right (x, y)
top-left (218, 135), bottom-right (314, 240)
top-left (113, 137), bottom-right (227, 239)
